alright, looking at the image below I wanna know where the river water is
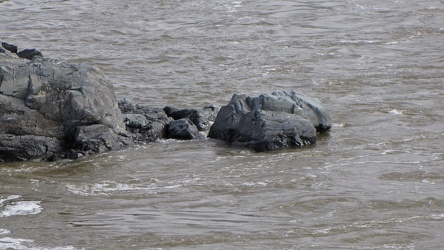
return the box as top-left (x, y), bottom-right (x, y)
top-left (1, 0), bottom-right (444, 249)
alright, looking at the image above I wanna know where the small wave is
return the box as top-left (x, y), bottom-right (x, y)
top-left (0, 236), bottom-right (80, 250)
top-left (0, 195), bottom-right (21, 205)
top-left (332, 123), bottom-right (346, 127)
top-left (65, 181), bottom-right (156, 196)
top-left (242, 181), bottom-right (268, 187)
top-left (0, 229), bottom-right (10, 235)
top-left (388, 109), bottom-right (403, 115)
top-left (0, 200), bottom-right (42, 218)
top-left (0, 195), bottom-right (42, 218)
top-left (0, 237), bottom-right (33, 250)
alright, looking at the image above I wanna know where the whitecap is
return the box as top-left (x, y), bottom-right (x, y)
top-left (388, 109), bottom-right (403, 115)
top-left (242, 181), bottom-right (267, 187)
top-left (66, 181), bottom-right (155, 196)
top-left (0, 236), bottom-right (80, 250)
top-left (430, 214), bottom-right (444, 220)
top-left (332, 123), bottom-right (345, 127)
top-left (0, 201), bottom-right (42, 217)
top-left (0, 194), bottom-right (22, 205)
top-left (164, 184), bottom-right (183, 189)
top-left (0, 237), bottom-right (33, 249)
top-left (0, 228), bottom-right (10, 235)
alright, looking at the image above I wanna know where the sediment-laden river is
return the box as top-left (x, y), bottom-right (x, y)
top-left (1, 0), bottom-right (444, 249)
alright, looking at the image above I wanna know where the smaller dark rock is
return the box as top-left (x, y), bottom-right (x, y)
top-left (164, 105), bottom-right (219, 131)
top-left (119, 99), bottom-right (172, 142)
top-left (167, 118), bottom-right (204, 140)
top-left (1, 42), bottom-right (18, 54)
top-left (17, 49), bottom-right (43, 60)
top-left (74, 124), bottom-right (127, 154)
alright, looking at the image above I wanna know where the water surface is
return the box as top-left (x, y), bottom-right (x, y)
top-left (1, 0), bottom-right (444, 249)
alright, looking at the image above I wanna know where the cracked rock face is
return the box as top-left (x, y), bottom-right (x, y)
top-left (208, 91), bottom-right (332, 152)
top-left (0, 50), bottom-right (126, 162)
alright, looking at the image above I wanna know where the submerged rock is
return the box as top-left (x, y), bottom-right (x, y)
top-left (208, 91), bottom-right (332, 152)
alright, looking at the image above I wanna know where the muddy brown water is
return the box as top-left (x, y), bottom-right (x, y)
top-left (1, 0), bottom-right (444, 249)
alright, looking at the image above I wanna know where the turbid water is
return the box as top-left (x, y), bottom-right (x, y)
top-left (1, 0), bottom-right (444, 249)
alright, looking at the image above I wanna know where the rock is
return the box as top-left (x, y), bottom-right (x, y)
top-left (119, 99), bottom-right (172, 142)
top-left (73, 124), bottom-right (129, 154)
top-left (0, 134), bottom-right (63, 162)
top-left (208, 91), bottom-right (332, 152)
top-left (164, 105), bottom-right (219, 131)
top-left (1, 42), bottom-right (18, 54)
top-left (0, 42), bottom-right (42, 60)
top-left (167, 118), bottom-right (204, 140)
top-left (0, 55), bottom-right (127, 162)
top-left (17, 49), bottom-right (43, 60)
top-left (0, 44), bottom-right (18, 60)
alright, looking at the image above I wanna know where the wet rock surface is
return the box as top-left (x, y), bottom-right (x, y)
top-left (208, 91), bottom-right (332, 152)
top-left (0, 42), bottom-right (126, 161)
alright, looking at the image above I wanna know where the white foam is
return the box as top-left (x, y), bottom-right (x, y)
top-left (242, 181), bottom-right (267, 187)
top-left (0, 195), bottom-right (21, 205)
top-left (430, 214), bottom-right (444, 220)
top-left (0, 236), bottom-right (80, 250)
top-left (0, 237), bottom-right (33, 249)
top-left (66, 181), bottom-right (156, 196)
top-left (0, 200), bottom-right (42, 217)
top-left (332, 123), bottom-right (345, 127)
top-left (0, 229), bottom-right (10, 235)
top-left (388, 109), bottom-right (403, 115)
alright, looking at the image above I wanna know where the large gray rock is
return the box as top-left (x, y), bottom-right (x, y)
top-left (0, 45), bottom-right (127, 162)
top-left (208, 91), bottom-right (332, 152)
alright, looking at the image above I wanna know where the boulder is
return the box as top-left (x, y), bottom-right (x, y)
top-left (17, 48), bottom-right (43, 60)
top-left (1, 42), bottom-right (17, 54)
top-left (167, 118), bottom-right (204, 140)
top-left (0, 44), bottom-right (127, 162)
top-left (208, 91), bottom-right (332, 152)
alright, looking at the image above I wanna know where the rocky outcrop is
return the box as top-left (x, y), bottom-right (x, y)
top-left (0, 42), bottom-right (220, 162)
top-left (0, 43), bottom-right (127, 161)
top-left (0, 42), bottom-right (332, 162)
top-left (208, 91), bottom-right (332, 152)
